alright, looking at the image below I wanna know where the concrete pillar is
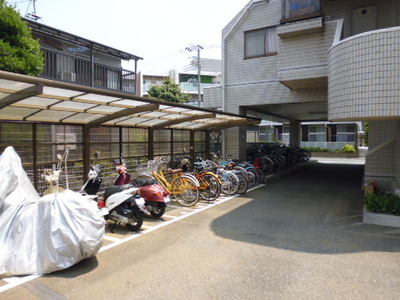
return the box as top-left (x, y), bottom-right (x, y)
top-left (239, 125), bottom-right (247, 160)
top-left (365, 120), bottom-right (399, 193)
top-left (289, 120), bottom-right (301, 146)
top-left (224, 127), bottom-right (240, 159)
top-left (238, 107), bottom-right (248, 160)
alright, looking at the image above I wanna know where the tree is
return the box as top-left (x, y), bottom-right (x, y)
top-left (364, 121), bottom-right (369, 146)
top-left (0, 0), bottom-right (44, 76)
top-left (147, 78), bottom-right (191, 104)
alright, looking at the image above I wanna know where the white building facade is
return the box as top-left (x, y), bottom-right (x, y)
top-left (203, 0), bottom-right (400, 194)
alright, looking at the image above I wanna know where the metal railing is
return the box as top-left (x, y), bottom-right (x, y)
top-left (41, 49), bottom-right (136, 94)
top-left (179, 82), bottom-right (220, 92)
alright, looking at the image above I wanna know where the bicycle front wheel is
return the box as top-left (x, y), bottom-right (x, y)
top-left (198, 173), bottom-right (221, 201)
top-left (235, 173), bottom-right (249, 195)
top-left (246, 170), bottom-right (256, 187)
top-left (220, 172), bottom-right (239, 195)
top-left (255, 168), bottom-right (265, 183)
top-left (172, 175), bottom-right (200, 206)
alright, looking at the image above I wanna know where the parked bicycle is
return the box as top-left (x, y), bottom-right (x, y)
top-left (247, 142), bottom-right (311, 175)
top-left (195, 159), bottom-right (240, 196)
top-left (135, 157), bottom-right (200, 207)
top-left (210, 153), bottom-right (249, 195)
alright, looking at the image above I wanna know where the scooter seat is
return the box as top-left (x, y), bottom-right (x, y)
top-left (104, 184), bottom-right (133, 199)
top-left (133, 178), bottom-right (158, 187)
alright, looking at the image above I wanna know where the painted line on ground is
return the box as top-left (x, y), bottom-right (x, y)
top-left (0, 184), bottom-right (265, 293)
top-left (99, 184), bottom-right (264, 252)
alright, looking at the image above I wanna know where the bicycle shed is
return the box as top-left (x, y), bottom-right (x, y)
top-left (0, 70), bottom-right (261, 194)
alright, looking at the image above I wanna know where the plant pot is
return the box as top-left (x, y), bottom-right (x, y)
top-left (362, 207), bottom-right (400, 228)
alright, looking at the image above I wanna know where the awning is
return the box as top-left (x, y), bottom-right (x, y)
top-left (0, 71), bottom-right (261, 131)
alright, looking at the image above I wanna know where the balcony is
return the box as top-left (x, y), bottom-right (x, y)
top-left (41, 49), bottom-right (136, 94)
top-left (328, 27), bottom-right (400, 121)
top-left (277, 18), bottom-right (343, 89)
top-left (179, 82), bottom-right (221, 93)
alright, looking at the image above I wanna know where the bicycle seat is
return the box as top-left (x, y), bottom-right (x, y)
top-left (167, 168), bottom-right (183, 174)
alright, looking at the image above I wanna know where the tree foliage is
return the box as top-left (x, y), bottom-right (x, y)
top-left (147, 78), bottom-right (191, 104)
top-left (364, 121), bottom-right (369, 146)
top-left (0, 0), bottom-right (44, 76)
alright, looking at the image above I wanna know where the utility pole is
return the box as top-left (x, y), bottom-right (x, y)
top-left (185, 44), bottom-right (203, 107)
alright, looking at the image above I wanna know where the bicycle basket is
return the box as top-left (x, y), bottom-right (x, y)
top-left (131, 163), bottom-right (151, 177)
top-left (149, 159), bottom-right (167, 174)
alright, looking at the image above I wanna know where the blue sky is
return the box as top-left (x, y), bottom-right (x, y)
top-left (7, 0), bottom-right (250, 74)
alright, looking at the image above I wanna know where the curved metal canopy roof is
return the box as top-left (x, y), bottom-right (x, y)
top-left (0, 71), bottom-right (261, 131)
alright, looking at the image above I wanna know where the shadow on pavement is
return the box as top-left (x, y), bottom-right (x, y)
top-left (46, 256), bottom-right (99, 278)
top-left (211, 162), bottom-right (400, 254)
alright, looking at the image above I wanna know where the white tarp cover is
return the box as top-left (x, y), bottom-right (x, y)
top-left (0, 146), bottom-right (105, 276)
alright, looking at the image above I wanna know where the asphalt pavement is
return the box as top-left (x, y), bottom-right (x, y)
top-left (1, 157), bottom-right (400, 300)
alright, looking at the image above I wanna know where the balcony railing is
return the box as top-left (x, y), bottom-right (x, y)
top-left (41, 49), bottom-right (136, 94)
top-left (179, 82), bottom-right (221, 93)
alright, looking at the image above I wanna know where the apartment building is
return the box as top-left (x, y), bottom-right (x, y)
top-left (248, 121), bottom-right (361, 151)
top-left (25, 18), bottom-right (142, 94)
top-left (140, 58), bottom-right (222, 107)
top-left (140, 74), bottom-right (166, 97)
top-left (204, 0), bottom-right (400, 194)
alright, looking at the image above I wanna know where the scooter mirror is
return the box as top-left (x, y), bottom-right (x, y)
top-left (56, 154), bottom-right (62, 161)
top-left (94, 151), bottom-right (100, 159)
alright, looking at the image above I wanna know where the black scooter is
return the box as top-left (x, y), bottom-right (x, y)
top-left (80, 151), bottom-right (103, 197)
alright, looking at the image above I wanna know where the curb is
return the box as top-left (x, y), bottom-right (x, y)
top-left (362, 207), bottom-right (400, 228)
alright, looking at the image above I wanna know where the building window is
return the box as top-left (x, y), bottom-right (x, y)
top-left (337, 125), bottom-right (356, 142)
top-left (244, 27), bottom-right (277, 58)
top-left (281, 0), bottom-right (321, 23)
top-left (309, 125), bottom-right (325, 142)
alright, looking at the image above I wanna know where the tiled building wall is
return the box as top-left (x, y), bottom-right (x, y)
top-left (328, 27), bottom-right (400, 121)
top-left (224, 1), bottom-right (280, 90)
top-left (277, 19), bottom-right (337, 84)
top-left (277, 17), bottom-right (323, 37)
top-left (365, 120), bottom-right (399, 193)
top-left (222, 0), bottom-right (328, 158)
top-left (220, 0), bottom-right (400, 159)
top-left (223, 1), bottom-right (326, 113)
top-left (203, 86), bottom-right (222, 109)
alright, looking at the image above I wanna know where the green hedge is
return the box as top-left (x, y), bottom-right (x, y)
top-left (302, 147), bottom-right (329, 152)
top-left (336, 144), bottom-right (356, 153)
top-left (364, 192), bottom-right (400, 215)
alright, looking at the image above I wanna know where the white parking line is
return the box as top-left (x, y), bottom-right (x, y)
top-left (98, 185), bottom-right (264, 252)
top-left (0, 184), bottom-right (265, 293)
top-left (162, 214), bottom-right (179, 219)
top-left (0, 275), bottom-right (41, 293)
top-left (103, 235), bottom-right (122, 242)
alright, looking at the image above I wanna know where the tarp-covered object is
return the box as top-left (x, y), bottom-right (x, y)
top-left (0, 146), bottom-right (105, 276)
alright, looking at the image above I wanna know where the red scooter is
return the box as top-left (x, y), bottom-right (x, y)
top-left (114, 159), bottom-right (170, 218)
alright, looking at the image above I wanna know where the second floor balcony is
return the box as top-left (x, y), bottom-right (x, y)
top-left (277, 17), bottom-right (341, 89)
top-left (179, 82), bottom-right (221, 93)
top-left (41, 49), bottom-right (136, 94)
top-left (26, 18), bottom-right (142, 95)
top-left (328, 27), bottom-right (400, 121)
